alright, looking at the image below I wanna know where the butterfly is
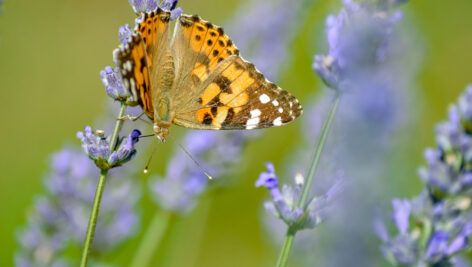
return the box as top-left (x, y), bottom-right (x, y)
top-left (114, 7), bottom-right (303, 141)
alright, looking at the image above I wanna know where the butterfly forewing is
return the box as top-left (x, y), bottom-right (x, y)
top-left (170, 15), bottom-right (240, 109)
top-left (115, 8), bottom-right (172, 119)
top-left (114, 34), bottom-right (153, 116)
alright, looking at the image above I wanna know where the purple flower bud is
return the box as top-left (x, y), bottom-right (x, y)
top-left (146, 0), bottom-right (157, 12)
top-left (159, 0), bottom-right (178, 11)
top-left (425, 231), bottom-right (449, 260)
top-left (255, 162), bottom-right (279, 189)
top-left (100, 66), bottom-right (133, 103)
top-left (373, 218), bottom-right (389, 243)
top-left (119, 24), bottom-right (133, 45)
top-left (129, 0), bottom-right (146, 13)
top-left (170, 7), bottom-right (182, 20)
top-left (392, 199), bottom-right (411, 234)
top-left (77, 125), bottom-right (110, 162)
top-left (108, 129), bottom-right (141, 166)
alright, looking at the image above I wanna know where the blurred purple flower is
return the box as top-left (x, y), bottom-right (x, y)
top-left (256, 163), bottom-right (342, 230)
top-left (418, 86), bottom-right (472, 195)
top-left (314, 0), bottom-right (405, 91)
top-left (392, 199), bottom-right (411, 234)
top-left (15, 148), bottom-right (141, 266)
top-left (226, 0), bottom-right (301, 81)
top-left (273, 0), bottom-right (423, 266)
top-left (150, 131), bottom-right (250, 214)
top-left (377, 84), bottom-right (472, 266)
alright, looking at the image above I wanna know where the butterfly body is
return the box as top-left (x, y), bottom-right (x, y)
top-left (115, 8), bottom-right (303, 141)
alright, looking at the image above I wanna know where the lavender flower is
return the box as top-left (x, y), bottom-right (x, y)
top-left (158, 0), bottom-right (182, 19)
top-left (129, 0), bottom-right (182, 18)
top-left (108, 129), bottom-right (142, 166)
top-left (118, 24), bottom-right (133, 45)
top-left (314, 0), bottom-right (405, 91)
top-left (129, 0), bottom-right (156, 13)
top-left (256, 163), bottom-right (342, 231)
top-left (226, 0), bottom-right (301, 81)
top-left (261, 0), bottom-right (423, 266)
top-left (101, 66), bottom-right (136, 104)
top-left (376, 85), bottom-right (472, 266)
top-left (150, 131), bottom-right (250, 214)
top-left (76, 126), bottom-right (141, 170)
top-left (15, 148), bottom-right (140, 266)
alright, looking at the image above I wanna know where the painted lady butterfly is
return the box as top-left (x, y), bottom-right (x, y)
top-left (114, 8), bottom-right (302, 141)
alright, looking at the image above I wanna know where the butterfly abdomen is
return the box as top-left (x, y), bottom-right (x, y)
top-left (157, 49), bottom-right (175, 91)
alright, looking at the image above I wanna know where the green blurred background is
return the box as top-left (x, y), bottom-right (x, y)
top-left (1, 0), bottom-right (472, 266)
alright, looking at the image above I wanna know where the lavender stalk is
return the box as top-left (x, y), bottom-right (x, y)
top-left (276, 93), bottom-right (340, 267)
top-left (79, 103), bottom-right (127, 267)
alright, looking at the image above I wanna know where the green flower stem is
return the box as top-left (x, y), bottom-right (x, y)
top-left (160, 195), bottom-right (214, 267)
top-left (130, 210), bottom-right (172, 267)
top-left (276, 93), bottom-right (340, 267)
top-left (276, 228), bottom-right (296, 267)
top-left (110, 102), bottom-right (128, 150)
top-left (298, 93), bottom-right (340, 207)
top-left (79, 102), bottom-right (127, 267)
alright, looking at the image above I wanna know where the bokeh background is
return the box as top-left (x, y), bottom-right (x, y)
top-left (1, 0), bottom-right (472, 266)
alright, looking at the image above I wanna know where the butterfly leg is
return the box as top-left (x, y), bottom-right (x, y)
top-left (117, 112), bottom-right (145, 122)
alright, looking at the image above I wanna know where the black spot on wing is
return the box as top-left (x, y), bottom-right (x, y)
top-left (211, 107), bottom-right (218, 117)
top-left (203, 113), bottom-right (213, 125)
top-left (214, 76), bottom-right (232, 93)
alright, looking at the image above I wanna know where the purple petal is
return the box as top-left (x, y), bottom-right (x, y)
top-left (392, 198), bottom-right (411, 234)
top-left (373, 218), bottom-right (389, 242)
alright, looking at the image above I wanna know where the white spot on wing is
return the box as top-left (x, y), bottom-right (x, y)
top-left (246, 117), bottom-right (260, 129)
top-left (272, 100), bottom-right (279, 106)
top-left (130, 78), bottom-right (136, 90)
top-left (273, 117), bottom-right (282, 126)
top-left (250, 109), bottom-right (261, 118)
top-left (130, 78), bottom-right (137, 99)
top-left (124, 61), bottom-right (133, 71)
top-left (259, 94), bottom-right (270, 104)
top-left (278, 108), bottom-right (283, 113)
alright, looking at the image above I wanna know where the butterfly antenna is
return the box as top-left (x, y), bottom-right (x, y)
top-left (143, 140), bottom-right (159, 174)
top-left (169, 135), bottom-right (213, 180)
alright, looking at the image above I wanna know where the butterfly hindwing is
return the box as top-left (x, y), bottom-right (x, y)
top-left (173, 56), bottom-right (303, 130)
